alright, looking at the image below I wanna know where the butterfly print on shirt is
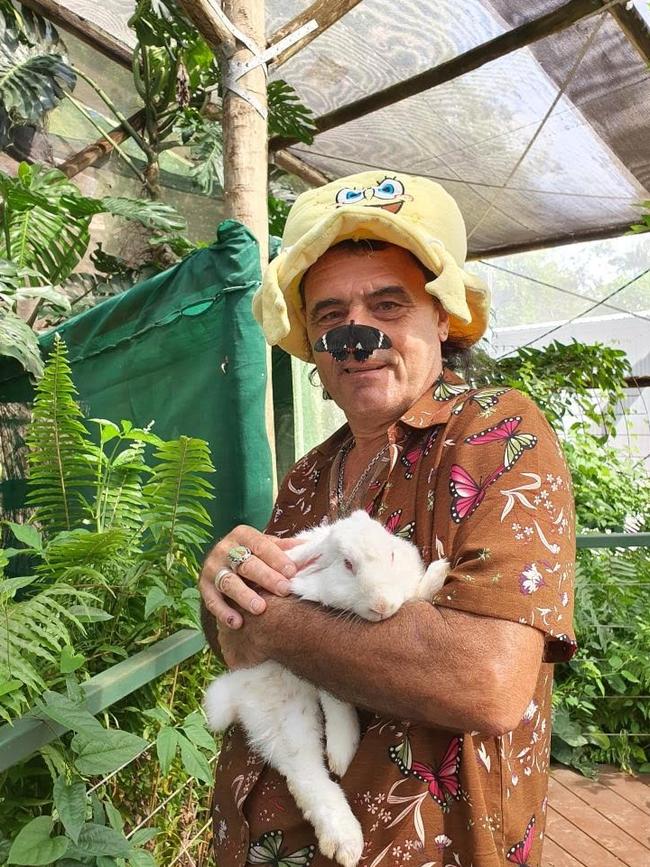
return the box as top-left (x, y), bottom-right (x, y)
top-left (465, 416), bottom-right (538, 471)
top-left (400, 429), bottom-right (439, 479)
top-left (452, 387), bottom-right (511, 416)
top-left (384, 508), bottom-right (415, 540)
top-left (247, 829), bottom-right (315, 866)
top-left (506, 815), bottom-right (536, 866)
top-left (432, 373), bottom-right (470, 402)
top-left (449, 464), bottom-right (505, 523)
top-left (411, 736), bottom-right (464, 812)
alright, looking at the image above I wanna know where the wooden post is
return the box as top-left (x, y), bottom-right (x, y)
top-left (178, 0), bottom-right (275, 486)
top-left (221, 0), bottom-right (269, 264)
top-left (219, 0), bottom-right (273, 485)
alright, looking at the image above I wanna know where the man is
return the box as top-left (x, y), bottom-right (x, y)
top-left (200, 172), bottom-right (576, 866)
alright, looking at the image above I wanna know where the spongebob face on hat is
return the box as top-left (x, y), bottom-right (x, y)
top-left (335, 176), bottom-right (412, 214)
top-left (252, 170), bottom-right (491, 362)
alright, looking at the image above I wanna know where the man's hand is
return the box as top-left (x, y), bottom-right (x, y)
top-left (199, 525), bottom-right (300, 629)
top-left (217, 596), bottom-right (290, 668)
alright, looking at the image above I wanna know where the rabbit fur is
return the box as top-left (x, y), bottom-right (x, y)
top-left (203, 510), bottom-right (449, 867)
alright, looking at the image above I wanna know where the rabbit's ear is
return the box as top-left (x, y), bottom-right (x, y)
top-left (288, 524), bottom-right (331, 568)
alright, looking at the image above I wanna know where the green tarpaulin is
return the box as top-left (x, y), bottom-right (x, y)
top-left (0, 219), bottom-right (273, 540)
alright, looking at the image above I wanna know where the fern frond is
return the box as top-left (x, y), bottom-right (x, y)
top-left (26, 334), bottom-right (95, 534)
top-left (43, 528), bottom-right (132, 573)
top-left (98, 442), bottom-right (149, 536)
top-left (0, 583), bottom-right (91, 721)
top-left (142, 436), bottom-right (214, 569)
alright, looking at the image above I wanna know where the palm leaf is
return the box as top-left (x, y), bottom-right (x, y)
top-left (0, 308), bottom-right (42, 376)
top-left (187, 119), bottom-right (223, 195)
top-left (267, 79), bottom-right (316, 144)
top-left (64, 194), bottom-right (187, 233)
top-left (0, 163), bottom-right (90, 282)
top-left (0, 7), bottom-right (76, 145)
top-left (26, 334), bottom-right (95, 534)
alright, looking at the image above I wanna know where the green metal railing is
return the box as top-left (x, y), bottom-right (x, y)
top-left (0, 629), bottom-right (206, 773)
top-left (1, 532), bottom-right (648, 775)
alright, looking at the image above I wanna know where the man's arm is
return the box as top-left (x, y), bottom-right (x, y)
top-left (218, 594), bottom-right (544, 737)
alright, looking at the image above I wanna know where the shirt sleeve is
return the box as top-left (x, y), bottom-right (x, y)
top-left (432, 388), bottom-right (577, 663)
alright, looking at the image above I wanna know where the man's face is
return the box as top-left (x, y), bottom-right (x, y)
top-left (303, 244), bottom-right (449, 423)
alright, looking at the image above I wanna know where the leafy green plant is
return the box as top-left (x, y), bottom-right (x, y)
top-left (490, 339), bottom-right (630, 439)
top-left (0, 2), bottom-right (76, 147)
top-left (0, 163), bottom-right (186, 375)
top-left (492, 338), bottom-right (650, 774)
top-left (0, 334), bottom-right (219, 861)
top-left (630, 200), bottom-right (650, 234)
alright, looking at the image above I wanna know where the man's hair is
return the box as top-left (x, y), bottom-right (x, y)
top-left (300, 238), bottom-right (473, 374)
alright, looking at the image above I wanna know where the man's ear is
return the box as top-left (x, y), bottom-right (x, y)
top-left (435, 301), bottom-right (450, 341)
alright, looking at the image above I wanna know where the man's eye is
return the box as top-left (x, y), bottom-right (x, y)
top-left (377, 301), bottom-right (399, 311)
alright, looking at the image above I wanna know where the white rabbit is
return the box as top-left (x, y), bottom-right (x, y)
top-left (203, 510), bottom-right (449, 867)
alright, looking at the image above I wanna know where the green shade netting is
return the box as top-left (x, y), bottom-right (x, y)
top-left (0, 219), bottom-right (273, 539)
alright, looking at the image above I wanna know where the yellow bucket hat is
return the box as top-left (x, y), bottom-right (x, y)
top-left (252, 170), bottom-right (490, 361)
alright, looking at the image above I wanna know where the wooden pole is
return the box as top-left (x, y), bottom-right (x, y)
top-left (221, 0), bottom-right (269, 264)
top-left (180, 0), bottom-right (275, 482)
top-left (608, 3), bottom-right (650, 64)
top-left (273, 149), bottom-right (330, 186)
top-left (270, 0), bottom-right (610, 150)
top-left (19, 0), bottom-right (132, 69)
top-left (58, 109), bottom-right (146, 178)
top-left (268, 0), bottom-right (363, 68)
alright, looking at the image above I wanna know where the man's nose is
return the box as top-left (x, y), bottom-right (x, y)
top-left (363, 187), bottom-right (374, 199)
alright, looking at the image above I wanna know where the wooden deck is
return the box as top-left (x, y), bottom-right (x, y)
top-left (544, 765), bottom-right (650, 867)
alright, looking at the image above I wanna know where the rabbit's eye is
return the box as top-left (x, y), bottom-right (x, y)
top-left (344, 558), bottom-right (355, 572)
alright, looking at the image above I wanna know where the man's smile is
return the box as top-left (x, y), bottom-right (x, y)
top-left (341, 363), bottom-right (387, 375)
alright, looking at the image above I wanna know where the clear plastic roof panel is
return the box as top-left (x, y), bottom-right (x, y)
top-left (55, 0), bottom-right (650, 257)
top-left (266, 0), bottom-right (650, 256)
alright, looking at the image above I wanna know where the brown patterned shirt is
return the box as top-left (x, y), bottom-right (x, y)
top-left (212, 369), bottom-right (576, 867)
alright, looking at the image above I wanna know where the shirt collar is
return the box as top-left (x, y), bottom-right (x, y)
top-left (314, 367), bottom-right (470, 456)
top-left (399, 368), bottom-right (470, 429)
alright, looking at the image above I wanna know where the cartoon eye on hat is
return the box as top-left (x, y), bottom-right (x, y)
top-left (373, 178), bottom-right (405, 199)
top-left (335, 187), bottom-right (365, 205)
top-left (335, 176), bottom-right (408, 213)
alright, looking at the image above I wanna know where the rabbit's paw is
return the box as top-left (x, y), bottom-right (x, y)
top-left (327, 733), bottom-right (357, 778)
top-left (316, 813), bottom-right (364, 867)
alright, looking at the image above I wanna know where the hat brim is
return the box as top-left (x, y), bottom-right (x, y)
top-left (253, 205), bottom-right (490, 361)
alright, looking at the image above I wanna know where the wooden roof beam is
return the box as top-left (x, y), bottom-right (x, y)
top-left (608, 2), bottom-right (650, 64)
top-left (177, 0), bottom-right (237, 54)
top-left (19, 0), bottom-right (132, 69)
top-left (267, 0), bottom-right (363, 68)
top-left (271, 0), bottom-right (613, 150)
top-left (273, 149), bottom-right (330, 186)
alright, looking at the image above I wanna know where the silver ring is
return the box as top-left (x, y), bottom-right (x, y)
top-left (214, 567), bottom-right (234, 593)
top-left (227, 545), bottom-right (253, 570)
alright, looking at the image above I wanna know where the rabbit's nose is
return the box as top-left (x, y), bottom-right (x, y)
top-left (369, 600), bottom-right (390, 619)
